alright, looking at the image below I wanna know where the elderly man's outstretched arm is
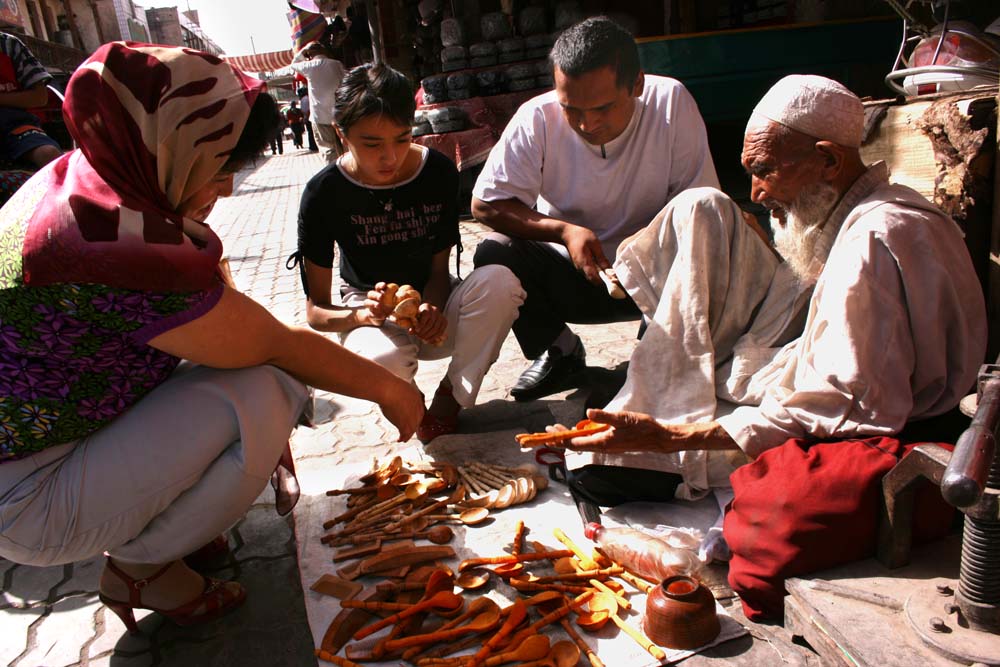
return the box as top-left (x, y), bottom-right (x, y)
top-left (561, 408), bottom-right (740, 453)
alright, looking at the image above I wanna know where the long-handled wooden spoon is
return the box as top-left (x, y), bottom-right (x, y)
top-left (400, 597), bottom-right (499, 663)
top-left (380, 606), bottom-right (501, 652)
top-left (352, 590), bottom-right (463, 640)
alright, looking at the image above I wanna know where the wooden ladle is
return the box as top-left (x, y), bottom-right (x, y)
top-left (518, 640), bottom-right (582, 667)
top-left (484, 634), bottom-right (551, 666)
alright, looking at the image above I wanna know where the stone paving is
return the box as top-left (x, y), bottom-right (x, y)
top-left (1, 146), bottom-right (817, 666)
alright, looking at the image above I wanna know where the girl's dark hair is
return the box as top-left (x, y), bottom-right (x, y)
top-left (550, 16), bottom-right (639, 89)
top-left (225, 91), bottom-right (279, 171)
top-left (333, 64), bottom-right (415, 133)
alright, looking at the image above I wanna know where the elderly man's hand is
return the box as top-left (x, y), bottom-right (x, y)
top-left (551, 409), bottom-right (739, 454)
top-left (560, 224), bottom-right (609, 285)
top-left (549, 409), bottom-right (668, 452)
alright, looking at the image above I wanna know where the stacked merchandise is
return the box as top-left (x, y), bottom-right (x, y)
top-left (412, 109), bottom-right (433, 136)
top-left (440, 17), bottom-right (468, 71)
top-left (425, 106), bottom-right (467, 134)
top-left (417, 2), bottom-right (582, 135)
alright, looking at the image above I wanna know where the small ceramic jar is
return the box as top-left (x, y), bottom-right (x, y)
top-left (643, 575), bottom-right (721, 650)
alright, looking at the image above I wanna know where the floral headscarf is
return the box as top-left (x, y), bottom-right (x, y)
top-left (20, 42), bottom-right (266, 291)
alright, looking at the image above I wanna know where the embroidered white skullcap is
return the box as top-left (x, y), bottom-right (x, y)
top-left (746, 75), bottom-right (864, 147)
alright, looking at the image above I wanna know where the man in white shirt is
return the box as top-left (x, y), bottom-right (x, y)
top-left (471, 16), bottom-right (719, 401)
top-left (291, 40), bottom-right (346, 163)
top-left (550, 75), bottom-right (986, 505)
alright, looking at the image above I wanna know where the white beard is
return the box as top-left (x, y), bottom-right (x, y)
top-left (771, 182), bottom-right (840, 283)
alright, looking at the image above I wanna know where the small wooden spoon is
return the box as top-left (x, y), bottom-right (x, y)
top-left (492, 484), bottom-right (515, 509)
top-left (575, 591), bottom-right (617, 631)
top-left (424, 525), bottom-right (454, 544)
top-left (455, 568), bottom-right (491, 590)
top-left (458, 489), bottom-right (498, 508)
top-left (389, 472), bottom-right (415, 487)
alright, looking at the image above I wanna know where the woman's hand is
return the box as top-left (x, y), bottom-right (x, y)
top-left (377, 378), bottom-right (425, 442)
top-left (410, 302), bottom-right (448, 345)
top-left (362, 282), bottom-right (394, 326)
top-left (560, 224), bottom-right (610, 285)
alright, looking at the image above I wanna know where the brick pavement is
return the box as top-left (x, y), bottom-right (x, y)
top-left (0, 147), bottom-right (640, 667)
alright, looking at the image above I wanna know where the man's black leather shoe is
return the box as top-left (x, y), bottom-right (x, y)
top-left (511, 339), bottom-right (586, 402)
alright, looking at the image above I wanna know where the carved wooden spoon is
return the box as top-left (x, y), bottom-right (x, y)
top-left (380, 605), bottom-right (502, 652)
top-left (352, 590), bottom-right (464, 640)
top-left (455, 568), bottom-right (491, 590)
top-left (483, 634), bottom-right (551, 666)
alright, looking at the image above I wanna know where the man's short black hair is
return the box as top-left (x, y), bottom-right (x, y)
top-left (549, 16), bottom-right (640, 89)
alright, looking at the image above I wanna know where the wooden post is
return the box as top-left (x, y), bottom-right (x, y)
top-left (990, 76), bottom-right (1000, 361)
top-left (24, 0), bottom-right (44, 38)
top-left (88, 0), bottom-right (104, 44)
top-left (365, 0), bottom-right (384, 65)
top-left (39, 0), bottom-right (57, 39)
top-left (59, 0), bottom-right (84, 50)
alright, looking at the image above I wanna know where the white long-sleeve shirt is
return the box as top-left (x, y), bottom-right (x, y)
top-left (289, 55), bottom-right (344, 126)
top-left (473, 75), bottom-right (719, 261)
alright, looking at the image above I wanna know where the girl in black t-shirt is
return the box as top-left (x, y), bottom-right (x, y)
top-left (293, 64), bottom-right (525, 443)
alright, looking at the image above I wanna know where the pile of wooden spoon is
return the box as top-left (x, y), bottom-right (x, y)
top-left (315, 460), bottom-right (679, 667)
top-left (456, 462), bottom-right (549, 510)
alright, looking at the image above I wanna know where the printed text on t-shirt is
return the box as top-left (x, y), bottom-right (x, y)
top-left (350, 203), bottom-right (444, 246)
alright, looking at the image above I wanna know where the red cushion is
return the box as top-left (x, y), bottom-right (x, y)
top-left (724, 437), bottom-right (953, 621)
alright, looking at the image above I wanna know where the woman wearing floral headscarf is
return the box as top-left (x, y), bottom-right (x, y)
top-left (0, 43), bottom-right (423, 632)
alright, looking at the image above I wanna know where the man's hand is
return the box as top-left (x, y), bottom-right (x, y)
top-left (560, 224), bottom-right (610, 285)
top-left (551, 408), bottom-right (739, 454)
top-left (549, 409), bottom-right (668, 452)
top-left (411, 302), bottom-right (448, 345)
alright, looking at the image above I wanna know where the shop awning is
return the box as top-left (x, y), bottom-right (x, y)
top-left (224, 49), bottom-right (294, 74)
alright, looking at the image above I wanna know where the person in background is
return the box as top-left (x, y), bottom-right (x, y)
top-left (290, 64), bottom-right (525, 443)
top-left (269, 106), bottom-right (287, 155)
top-left (0, 32), bottom-right (61, 169)
top-left (298, 86), bottom-right (320, 152)
top-left (0, 43), bottom-right (423, 633)
top-left (471, 16), bottom-right (718, 402)
top-left (285, 99), bottom-right (305, 149)
top-left (291, 41), bottom-right (345, 162)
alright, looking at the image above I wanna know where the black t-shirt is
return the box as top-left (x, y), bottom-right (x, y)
top-left (297, 147), bottom-right (460, 293)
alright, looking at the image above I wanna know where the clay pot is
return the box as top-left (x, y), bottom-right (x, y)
top-left (643, 575), bottom-right (720, 650)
